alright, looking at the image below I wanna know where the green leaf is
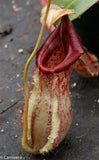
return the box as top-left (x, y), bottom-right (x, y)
top-left (53, 0), bottom-right (98, 21)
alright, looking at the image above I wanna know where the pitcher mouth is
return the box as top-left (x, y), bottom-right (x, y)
top-left (36, 15), bottom-right (84, 73)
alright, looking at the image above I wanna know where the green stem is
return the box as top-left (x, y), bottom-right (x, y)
top-left (22, 0), bottom-right (51, 154)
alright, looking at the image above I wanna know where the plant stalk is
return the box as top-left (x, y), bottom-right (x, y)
top-left (22, 0), bottom-right (51, 154)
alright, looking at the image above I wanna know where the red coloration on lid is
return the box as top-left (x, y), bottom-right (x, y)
top-left (37, 15), bottom-right (84, 73)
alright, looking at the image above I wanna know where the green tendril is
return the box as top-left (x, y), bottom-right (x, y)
top-left (22, 0), bottom-right (51, 154)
